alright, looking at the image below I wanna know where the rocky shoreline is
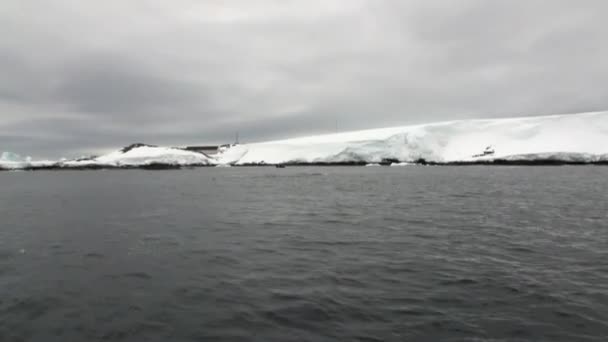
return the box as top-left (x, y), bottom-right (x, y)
top-left (3, 159), bottom-right (607, 171)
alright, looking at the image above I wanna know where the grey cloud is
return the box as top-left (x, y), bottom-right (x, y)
top-left (54, 55), bottom-right (203, 115)
top-left (1, 0), bottom-right (608, 158)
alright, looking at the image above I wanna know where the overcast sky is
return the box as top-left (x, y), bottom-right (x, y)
top-left (2, 0), bottom-right (608, 158)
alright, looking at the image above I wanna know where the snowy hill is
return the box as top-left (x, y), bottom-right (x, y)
top-left (213, 111), bottom-right (608, 165)
top-left (2, 111), bottom-right (607, 170)
top-left (61, 144), bottom-right (212, 168)
top-left (0, 144), bottom-right (211, 170)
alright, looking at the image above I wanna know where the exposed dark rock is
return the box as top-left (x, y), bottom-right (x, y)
top-left (63, 164), bottom-right (118, 170)
top-left (75, 156), bottom-right (98, 162)
top-left (140, 163), bottom-right (182, 170)
top-left (472, 146), bottom-right (496, 158)
top-left (380, 158), bottom-right (400, 165)
top-left (120, 143), bottom-right (156, 153)
top-left (3, 159), bottom-right (608, 171)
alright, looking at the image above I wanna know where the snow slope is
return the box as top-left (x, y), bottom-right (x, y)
top-left (1, 145), bottom-right (212, 169)
top-left (62, 145), bottom-right (211, 167)
top-left (213, 111), bottom-right (608, 164)
top-left (2, 111), bottom-right (607, 170)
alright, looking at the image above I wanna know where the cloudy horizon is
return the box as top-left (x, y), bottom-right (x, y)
top-left (2, 0), bottom-right (608, 158)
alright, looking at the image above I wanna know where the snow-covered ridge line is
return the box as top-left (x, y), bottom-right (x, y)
top-left (212, 111), bottom-right (608, 165)
top-left (2, 111), bottom-right (607, 170)
top-left (0, 144), bottom-right (213, 170)
top-left (63, 143), bottom-right (212, 168)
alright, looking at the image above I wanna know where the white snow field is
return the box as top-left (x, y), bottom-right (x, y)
top-left (213, 111), bottom-right (608, 165)
top-left (1, 111), bottom-right (607, 170)
top-left (61, 145), bottom-right (212, 168)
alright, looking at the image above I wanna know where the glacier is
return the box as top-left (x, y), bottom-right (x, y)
top-left (212, 111), bottom-right (608, 165)
top-left (2, 111), bottom-right (607, 170)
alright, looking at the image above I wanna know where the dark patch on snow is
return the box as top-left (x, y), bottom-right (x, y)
top-left (472, 146), bottom-right (496, 158)
top-left (120, 143), bottom-right (157, 153)
top-left (380, 158), bottom-right (400, 166)
top-left (140, 163), bottom-right (182, 170)
top-left (74, 156), bottom-right (98, 162)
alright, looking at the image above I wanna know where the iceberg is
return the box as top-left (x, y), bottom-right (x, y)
top-left (1, 152), bottom-right (26, 162)
top-left (0, 152), bottom-right (54, 170)
top-left (0, 152), bottom-right (25, 170)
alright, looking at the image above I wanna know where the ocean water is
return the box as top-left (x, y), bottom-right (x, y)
top-left (0, 167), bottom-right (607, 342)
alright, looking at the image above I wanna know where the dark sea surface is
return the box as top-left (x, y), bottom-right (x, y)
top-left (1, 166), bottom-right (607, 342)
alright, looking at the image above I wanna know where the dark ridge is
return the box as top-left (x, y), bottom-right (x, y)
top-left (380, 158), bottom-right (400, 166)
top-left (15, 163), bottom-right (215, 171)
top-left (3, 159), bottom-right (607, 171)
top-left (140, 163), bottom-right (183, 170)
top-left (228, 161), bottom-right (376, 167)
top-left (414, 158), bottom-right (428, 165)
top-left (239, 159), bottom-right (608, 167)
top-left (60, 164), bottom-right (119, 170)
top-left (120, 143), bottom-right (157, 153)
top-left (439, 159), bottom-right (608, 166)
top-left (286, 161), bottom-right (368, 166)
top-left (19, 163), bottom-right (118, 171)
top-left (75, 156), bottom-right (97, 162)
top-left (21, 164), bottom-right (63, 171)
top-left (182, 164), bottom-right (216, 169)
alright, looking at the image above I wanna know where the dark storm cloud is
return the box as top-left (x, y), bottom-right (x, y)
top-left (2, 0), bottom-right (608, 158)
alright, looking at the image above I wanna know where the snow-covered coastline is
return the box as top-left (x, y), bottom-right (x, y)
top-left (0, 144), bottom-right (212, 170)
top-left (212, 111), bottom-right (607, 165)
top-left (2, 111), bottom-right (608, 170)
top-left (62, 144), bottom-right (212, 168)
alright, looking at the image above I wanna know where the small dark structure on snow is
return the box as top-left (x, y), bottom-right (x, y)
top-left (473, 146), bottom-right (495, 158)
